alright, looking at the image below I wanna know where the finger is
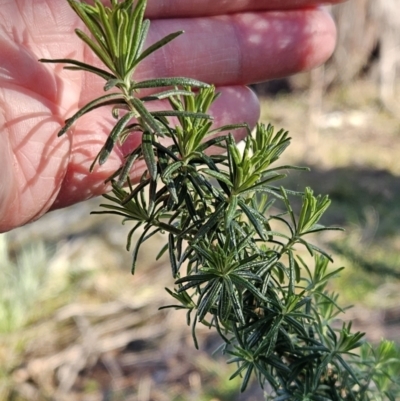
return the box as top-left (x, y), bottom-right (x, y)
top-left (145, 0), bottom-right (346, 18)
top-left (51, 85), bottom-right (260, 210)
top-left (139, 9), bottom-right (336, 85)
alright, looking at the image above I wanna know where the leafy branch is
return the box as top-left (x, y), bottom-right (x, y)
top-left (41, 1), bottom-right (400, 400)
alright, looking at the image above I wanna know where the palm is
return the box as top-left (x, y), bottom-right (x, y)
top-left (0, 0), bottom-right (339, 232)
top-left (0, 1), bottom-right (87, 230)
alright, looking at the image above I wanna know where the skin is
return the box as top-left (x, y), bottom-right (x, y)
top-left (0, 0), bottom-right (343, 233)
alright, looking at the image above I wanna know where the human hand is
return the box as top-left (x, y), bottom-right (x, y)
top-left (0, 0), bottom-right (343, 232)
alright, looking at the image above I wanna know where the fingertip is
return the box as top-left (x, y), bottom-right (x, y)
top-left (211, 86), bottom-right (260, 132)
top-left (301, 8), bottom-right (337, 70)
top-left (232, 8), bottom-right (338, 82)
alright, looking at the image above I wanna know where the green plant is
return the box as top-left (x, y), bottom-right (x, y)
top-left (40, 1), bottom-right (400, 399)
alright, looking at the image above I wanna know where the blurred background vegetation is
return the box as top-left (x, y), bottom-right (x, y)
top-left (1, 1), bottom-right (400, 400)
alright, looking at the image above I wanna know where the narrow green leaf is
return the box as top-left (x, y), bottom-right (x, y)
top-left (131, 226), bottom-right (150, 274)
top-left (40, 58), bottom-right (115, 81)
top-left (120, 177), bottom-right (150, 205)
top-left (225, 278), bottom-right (245, 325)
top-left (133, 31), bottom-right (184, 68)
top-left (104, 78), bottom-right (123, 91)
top-left (280, 186), bottom-right (297, 231)
top-left (97, 111), bottom-right (135, 167)
top-left (238, 200), bottom-right (267, 241)
top-left (126, 221), bottom-right (143, 251)
top-left (288, 250), bottom-right (296, 296)
top-left (132, 18), bottom-right (150, 66)
top-left (132, 77), bottom-right (210, 90)
top-left (128, 0), bottom-right (146, 63)
top-left (230, 274), bottom-right (268, 303)
top-left (168, 234), bottom-right (178, 278)
top-left (218, 283), bottom-right (232, 322)
top-left (68, 0), bottom-right (108, 50)
top-left (75, 28), bottom-right (115, 72)
top-left (150, 110), bottom-right (211, 120)
top-left (196, 135), bottom-right (229, 152)
top-left (131, 97), bottom-right (163, 134)
top-left (96, 0), bottom-right (118, 60)
top-left (208, 123), bottom-right (250, 135)
top-left (240, 174), bottom-right (287, 193)
top-left (193, 202), bottom-right (225, 241)
top-left (229, 361), bottom-right (249, 380)
top-left (240, 365), bottom-right (254, 393)
top-left (140, 89), bottom-right (195, 101)
top-left (200, 168), bottom-right (232, 188)
top-left (198, 280), bottom-right (220, 321)
top-left (141, 131), bottom-right (158, 180)
top-left (306, 242), bottom-right (334, 263)
top-left (161, 161), bottom-right (184, 180)
top-left (225, 195), bottom-right (238, 229)
top-left (117, 149), bottom-right (141, 186)
top-left (155, 243), bottom-right (168, 261)
top-left (57, 93), bottom-right (125, 137)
